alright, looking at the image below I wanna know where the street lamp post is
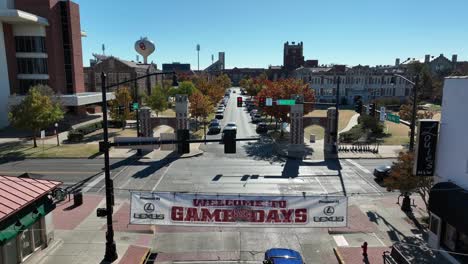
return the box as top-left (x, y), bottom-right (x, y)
top-left (54, 123), bottom-right (59, 146)
top-left (392, 74), bottom-right (419, 152)
top-left (99, 71), bottom-right (177, 263)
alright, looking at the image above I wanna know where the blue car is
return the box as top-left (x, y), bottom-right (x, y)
top-left (263, 248), bottom-right (304, 264)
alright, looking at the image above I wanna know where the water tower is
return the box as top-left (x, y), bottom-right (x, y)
top-left (134, 37), bottom-right (155, 64)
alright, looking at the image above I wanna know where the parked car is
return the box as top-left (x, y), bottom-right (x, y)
top-left (252, 114), bottom-right (262, 123)
top-left (210, 119), bottom-right (220, 124)
top-left (263, 248), bottom-right (304, 264)
top-left (250, 109), bottom-right (258, 117)
top-left (373, 165), bottom-right (392, 181)
top-left (256, 122), bottom-right (268, 134)
top-left (224, 122), bottom-right (237, 132)
top-left (208, 123), bottom-right (221, 134)
top-left (215, 110), bottom-right (224, 119)
top-left (217, 106), bottom-right (225, 112)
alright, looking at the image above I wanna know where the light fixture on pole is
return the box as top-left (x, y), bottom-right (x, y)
top-left (54, 123), bottom-right (59, 146)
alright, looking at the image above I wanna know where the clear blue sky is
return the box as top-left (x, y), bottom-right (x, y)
top-left (78, 0), bottom-right (468, 69)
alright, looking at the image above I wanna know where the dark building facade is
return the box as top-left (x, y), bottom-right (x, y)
top-left (162, 62), bottom-right (191, 73)
top-left (224, 67), bottom-right (266, 85)
top-left (84, 56), bottom-right (161, 96)
top-left (283, 41), bottom-right (304, 71)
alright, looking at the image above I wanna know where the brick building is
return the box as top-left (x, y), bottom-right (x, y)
top-left (283, 41), bottom-right (304, 71)
top-left (84, 56), bottom-right (161, 97)
top-left (0, 0), bottom-right (113, 127)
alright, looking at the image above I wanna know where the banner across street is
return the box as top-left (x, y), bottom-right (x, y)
top-left (130, 192), bottom-right (348, 228)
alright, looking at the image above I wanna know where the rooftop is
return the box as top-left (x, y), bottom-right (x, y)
top-left (0, 175), bottom-right (61, 221)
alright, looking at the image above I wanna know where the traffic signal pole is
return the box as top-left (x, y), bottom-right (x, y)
top-left (334, 76), bottom-right (340, 154)
top-left (101, 73), bottom-right (118, 263)
top-left (409, 75), bottom-right (419, 152)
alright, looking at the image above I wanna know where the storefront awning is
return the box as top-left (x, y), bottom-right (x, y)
top-left (0, 199), bottom-right (55, 245)
top-left (429, 182), bottom-right (468, 234)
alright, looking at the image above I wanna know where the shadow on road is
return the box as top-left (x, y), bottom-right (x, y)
top-left (242, 137), bottom-right (286, 162)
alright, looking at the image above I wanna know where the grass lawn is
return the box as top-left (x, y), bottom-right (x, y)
top-left (0, 143), bottom-right (99, 158)
top-left (158, 108), bottom-right (176, 117)
top-left (304, 110), bottom-right (357, 140)
top-left (381, 121), bottom-right (410, 145)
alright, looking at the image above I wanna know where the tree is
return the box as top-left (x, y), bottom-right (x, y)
top-left (189, 91), bottom-right (213, 130)
top-left (257, 79), bottom-right (315, 136)
top-left (359, 115), bottom-right (384, 135)
top-left (399, 104), bottom-right (434, 122)
top-left (214, 74), bottom-right (232, 89)
top-left (109, 86), bottom-right (133, 127)
top-left (170, 81), bottom-right (197, 97)
top-left (145, 86), bottom-right (168, 116)
top-left (384, 151), bottom-right (433, 212)
top-left (9, 85), bottom-right (64, 147)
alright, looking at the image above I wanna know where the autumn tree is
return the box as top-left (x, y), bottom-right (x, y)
top-left (145, 86), bottom-right (168, 116)
top-left (214, 73), bottom-right (232, 89)
top-left (109, 86), bottom-right (133, 127)
top-left (384, 151), bottom-right (433, 212)
top-left (9, 85), bottom-right (64, 147)
top-left (189, 91), bottom-right (213, 130)
top-left (257, 78), bottom-right (315, 136)
top-left (399, 104), bottom-right (435, 122)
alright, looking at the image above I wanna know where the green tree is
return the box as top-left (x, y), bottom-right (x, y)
top-left (214, 73), bottom-right (232, 89)
top-left (170, 81), bottom-right (197, 97)
top-left (9, 85), bottom-right (64, 147)
top-left (359, 115), bottom-right (384, 135)
top-left (109, 86), bottom-right (133, 128)
top-left (384, 151), bottom-right (433, 212)
top-left (399, 104), bottom-right (434, 122)
top-left (189, 91), bottom-right (213, 130)
top-left (146, 86), bottom-right (168, 116)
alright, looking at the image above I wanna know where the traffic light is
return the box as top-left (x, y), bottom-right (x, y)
top-left (177, 129), bottom-right (190, 154)
top-left (369, 103), bottom-right (376, 117)
top-left (259, 97), bottom-right (266, 107)
top-left (223, 130), bottom-right (236, 154)
top-left (237, 96), bottom-right (243, 107)
top-left (129, 102), bottom-right (139, 112)
top-left (355, 100), bottom-right (363, 114)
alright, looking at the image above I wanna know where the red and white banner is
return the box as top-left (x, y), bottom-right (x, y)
top-left (130, 192), bottom-right (347, 227)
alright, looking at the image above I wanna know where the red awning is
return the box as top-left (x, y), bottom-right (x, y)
top-left (0, 175), bottom-right (61, 222)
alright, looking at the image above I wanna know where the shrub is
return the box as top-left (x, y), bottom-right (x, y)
top-left (67, 130), bottom-right (84, 142)
top-left (339, 124), bottom-right (363, 143)
top-left (107, 120), bottom-right (125, 128)
top-left (76, 121), bottom-right (102, 135)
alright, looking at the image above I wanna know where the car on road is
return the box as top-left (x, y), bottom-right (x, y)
top-left (208, 122), bottom-right (221, 134)
top-left (250, 109), bottom-right (258, 117)
top-left (256, 122), bottom-right (268, 134)
top-left (210, 119), bottom-right (220, 124)
top-left (252, 114), bottom-right (262, 123)
top-left (232, 90), bottom-right (236, 93)
top-left (263, 248), bottom-right (304, 264)
top-left (373, 165), bottom-right (392, 181)
top-left (217, 105), bottom-right (225, 112)
top-left (215, 110), bottom-right (224, 119)
top-left (224, 122), bottom-right (237, 132)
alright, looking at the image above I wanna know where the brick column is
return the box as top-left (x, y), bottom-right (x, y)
top-left (175, 94), bottom-right (189, 130)
top-left (288, 96), bottom-right (305, 159)
top-left (324, 107), bottom-right (337, 153)
top-left (139, 107), bottom-right (152, 137)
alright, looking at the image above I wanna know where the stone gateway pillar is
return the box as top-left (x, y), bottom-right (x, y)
top-left (324, 107), bottom-right (337, 153)
top-left (288, 98), bottom-right (305, 158)
top-left (139, 106), bottom-right (152, 137)
top-left (175, 94), bottom-right (189, 130)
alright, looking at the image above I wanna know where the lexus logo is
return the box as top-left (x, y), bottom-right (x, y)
top-left (144, 203), bottom-right (155, 213)
top-left (323, 206), bottom-right (335, 216)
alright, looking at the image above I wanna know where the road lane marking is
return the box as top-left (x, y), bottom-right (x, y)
top-left (345, 159), bottom-right (371, 174)
top-left (373, 232), bottom-right (387, 246)
top-left (152, 162), bottom-right (174, 192)
top-left (82, 173), bottom-right (104, 192)
top-left (345, 159), bottom-right (383, 195)
top-left (333, 235), bottom-right (349, 247)
top-left (314, 177), bottom-right (327, 193)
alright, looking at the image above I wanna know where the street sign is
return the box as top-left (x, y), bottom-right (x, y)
top-left (266, 98), bottom-right (273, 106)
top-left (277, 99), bottom-right (296, 106)
top-left (379, 106), bottom-right (386, 122)
top-left (386, 113), bottom-right (400, 124)
top-left (132, 102), bottom-right (139, 110)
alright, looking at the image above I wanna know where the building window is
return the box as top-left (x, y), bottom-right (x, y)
top-left (18, 79), bottom-right (48, 94)
top-left (17, 58), bottom-right (48, 74)
top-left (3, 237), bottom-right (18, 264)
top-left (15, 36), bottom-right (46, 53)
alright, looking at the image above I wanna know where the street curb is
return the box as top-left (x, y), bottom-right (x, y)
top-left (333, 247), bottom-right (345, 264)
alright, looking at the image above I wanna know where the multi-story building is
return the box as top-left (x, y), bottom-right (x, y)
top-left (294, 63), bottom-right (413, 104)
top-left (427, 76), bottom-right (468, 264)
top-left (283, 41), bottom-right (304, 71)
top-left (224, 67), bottom-right (266, 86)
top-left (84, 56), bottom-right (161, 97)
top-left (0, 0), bottom-right (112, 128)
top-left (162, 62), bottom-right (191, 73)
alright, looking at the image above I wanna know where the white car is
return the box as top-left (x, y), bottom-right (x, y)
top-left (223, 122), bottom-right (237, 132)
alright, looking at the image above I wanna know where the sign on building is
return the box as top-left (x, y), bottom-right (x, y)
top-left (266, 98), bottom-right (273, 106)
top-left (130, 192), bottom-right (348, 228)
top-left (414, 120), bottom-right (439, 176)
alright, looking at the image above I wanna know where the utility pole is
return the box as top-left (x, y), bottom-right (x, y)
top-left (101, 73), bottom-right (118, 262)
top-left (409, 75), bottom-right (419, 152)
top-left (196, 44), bottom-right (200, 71)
